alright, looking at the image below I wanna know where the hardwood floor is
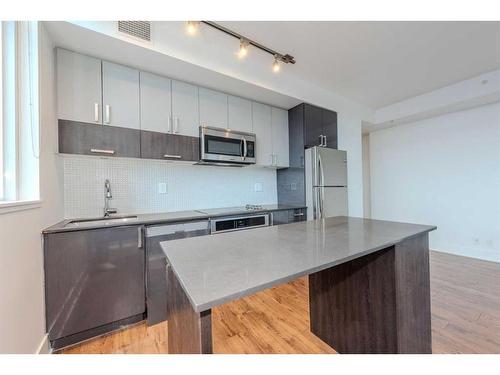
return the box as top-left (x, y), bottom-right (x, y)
top-left (59, 251), bottom-right (500, 354)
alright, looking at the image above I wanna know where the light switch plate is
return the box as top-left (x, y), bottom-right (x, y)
top-left (291, 182), bottom-right (297, 191)
top-left (254, 182), bottom-right (263, 192)
top-left (158, 182), bottom-right (167, 194)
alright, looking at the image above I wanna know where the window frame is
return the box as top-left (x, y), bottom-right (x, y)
top-left (0, 21), bottom-right (40, 212)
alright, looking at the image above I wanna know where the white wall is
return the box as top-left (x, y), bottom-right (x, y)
top-left (63, 156), bottom-right (278, 218)
top-left (0, 24), bottom-right (64, 353)
top-left (370, 102), bottom-right (500, 262)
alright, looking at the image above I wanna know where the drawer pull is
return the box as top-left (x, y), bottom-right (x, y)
top-left (164, 154), bottom-right (182, 159)
top-left (90, 148), bottom-right (115, 155)
top-left (293, 213), bottom-right (304, 217)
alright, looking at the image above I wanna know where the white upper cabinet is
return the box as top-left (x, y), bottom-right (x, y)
top-left (171, 80), bottom-right (199, 137)
top-left (252, 102), bottom-right (273, 167)
top-left (57, 49), bottom-right (102, 124)
top-left (271, 107), bottom-right (290, 168)
top-left (199, 87), bottom-right (228, 129)
top-left (140, 71), bottom-right (172, 134)
top-left (228, 95), bottom-right (253, 133)
top-left (102, 61), bottom-right (140, 129)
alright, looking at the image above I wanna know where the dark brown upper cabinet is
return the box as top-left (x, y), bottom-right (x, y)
top-left (303, 103), bottom-right (338, 149)
top-left (58, 120), bottom-right (141, 158)
top-left (321, 108), bottom-right (338, 149)
top-left (140, 130), bottom-right (199, 162)
top-left (304, 104), bottom-right (324, 149)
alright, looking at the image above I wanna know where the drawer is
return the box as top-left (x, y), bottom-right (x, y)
top-left (146, 220), bottom-right (210, 238)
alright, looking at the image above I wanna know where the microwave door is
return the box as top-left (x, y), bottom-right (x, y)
top-left (204, 135), bottom-right (244, 160)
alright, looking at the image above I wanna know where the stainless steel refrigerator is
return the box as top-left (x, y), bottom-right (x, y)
top-left (305, 147), bottom-right (348, 220)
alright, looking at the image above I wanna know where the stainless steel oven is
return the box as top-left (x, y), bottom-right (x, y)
top-left (199, 126), bottom-right (256, 165)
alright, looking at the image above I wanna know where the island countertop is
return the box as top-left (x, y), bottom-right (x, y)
top-left (161, 216), bottom-right (436, 312)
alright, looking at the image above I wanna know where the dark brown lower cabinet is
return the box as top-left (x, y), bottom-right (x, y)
top-left (140, 130), bottom-right (199, 161)
top-left (44, 226), bottom-right (146, 350)
top-left (58, 120), bottom-right (141, 158)
top-left (271, 208), bottom-right (307, 225)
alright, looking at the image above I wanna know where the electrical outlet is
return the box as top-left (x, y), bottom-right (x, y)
top-left (290, 182), bottom-right (297, 191)
top-left (158, 182), bottom-right (167, 194)
top-left (254, 182), bottom-right (263, 192)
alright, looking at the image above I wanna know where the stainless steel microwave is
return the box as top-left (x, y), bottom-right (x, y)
top-left (199, 126), bottom-right (256, 165)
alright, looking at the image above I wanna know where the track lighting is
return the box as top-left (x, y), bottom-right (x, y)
top-left (185, 21), bottom-right (296, 72)
top-left (186, 21), bottom-right (199, 35)
top-left (272, 56), bottom-right (281, 73)
top-left (237, 39), bottom-right (249, 59)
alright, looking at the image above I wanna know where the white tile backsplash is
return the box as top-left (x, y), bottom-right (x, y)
top-left (62, 155), bottom-right (278, 218)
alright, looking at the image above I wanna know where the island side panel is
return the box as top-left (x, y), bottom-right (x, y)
top-left (166, 265), bottom-right (213, 354)
top-left (309, 247), bottom-right (398, 353)
top-left (394, 233), bottom-right (432, 354)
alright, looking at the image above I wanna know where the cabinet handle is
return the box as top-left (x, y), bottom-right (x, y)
top-left (324, 135), bottom-right (327, 147)
top-left (270, 154), bottom-right (274, 165)
top-left (94, 103), bottom-right (99, 122)
top-left (293, 213), bottom-right (304, 217)
top-left (105, 105), bottom-right (110, 124)
top-left (174, 117), bottom-right (179, 134)
top-left (164, 154), bottom-right (182, 159)
top-left (167, 116), bottom-right (172, 133)
top-left (243, 138), bottom-right (248, 158)
top-left (138, 227), bottom-right (143, 248)
top-left (275, 154), bottom-right (279, 166)
top-left (90, 148), bottom-right (115, 155)
top-left (318, 135), bottom-right (323, 147)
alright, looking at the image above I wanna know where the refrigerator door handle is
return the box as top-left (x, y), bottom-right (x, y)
top-left (317, 152), bottom-right (324, 187)
top-left (319, 186), bottom-right (324, 219)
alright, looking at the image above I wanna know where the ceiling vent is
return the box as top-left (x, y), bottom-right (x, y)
top-left (117, 21), bottom-right (151, 42)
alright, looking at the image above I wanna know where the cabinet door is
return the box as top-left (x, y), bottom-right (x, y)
top-left (271, 210), bottom-right (290, 225)
top-left (252, 102), bottom-right (273, 167)
top-left (57, 49), bottom-right (102, 124)
top-left (44, 226), bottom-right (145, 341)
top-left (199, 87), bottom-right (228, 129)
top-left (58, 120), bottom-right (140, 158)
top-left (288, 104), bottom-right (305, 168)
top-left (171, 80), bottom-right (199, 137)
top-left (271, 107), bottom-right (290, 168)
top-left (322, 109), bottom-right (338, 149)
top-left (228, 95), bottom-right (252, 133)
top-left (102, 61), bottom-right (140, 129)
top-left (140, 131), bottom-right (199, 162)
top-left (140, 72), bottom-right (172, 134)
top-left (304, 104), bottom-right (323, 148)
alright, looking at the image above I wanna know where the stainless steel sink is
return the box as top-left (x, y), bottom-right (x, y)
top-left (65, 215), bottom-right (138, 228)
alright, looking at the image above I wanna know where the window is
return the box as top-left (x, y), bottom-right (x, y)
top-left (1, 21), bottom-right (39, 206)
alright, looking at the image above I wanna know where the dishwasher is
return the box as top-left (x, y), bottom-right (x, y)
top-left (145, 220), bottom-right (210, 325)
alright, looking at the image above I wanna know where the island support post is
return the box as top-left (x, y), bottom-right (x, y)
top-left (166, 264), bottom-right (213, 354)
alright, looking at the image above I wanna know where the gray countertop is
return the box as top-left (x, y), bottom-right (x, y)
top-left (162, 216), bottom-right (436, 312)
top-left (42, 204), bottom-right (306, 233)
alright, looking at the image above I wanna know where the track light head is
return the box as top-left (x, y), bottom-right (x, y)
top-left (186, 21), bottom-right (200, 35)
top-left (237, 39), bottom-right (250, 59)
top-left (272, 56), bottom-right (281, 73)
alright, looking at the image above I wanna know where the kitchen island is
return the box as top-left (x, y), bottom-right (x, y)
top-left (161, 216), bottom-right (436, 354)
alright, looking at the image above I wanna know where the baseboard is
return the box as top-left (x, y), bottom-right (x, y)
top-left (430, 248), bottom-right (500, 264)
top-left (36, 334), bottom-right (51, 354)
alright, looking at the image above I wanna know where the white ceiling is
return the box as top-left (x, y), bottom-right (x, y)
top-left (220, 21), bottom-right (500, 109)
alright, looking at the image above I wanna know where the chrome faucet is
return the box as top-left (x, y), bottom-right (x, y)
top-left (104, 179), bottom-right (117, 217)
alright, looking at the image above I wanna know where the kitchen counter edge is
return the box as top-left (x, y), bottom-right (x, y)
top-left (42, 205), bottom-right (307, 234)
